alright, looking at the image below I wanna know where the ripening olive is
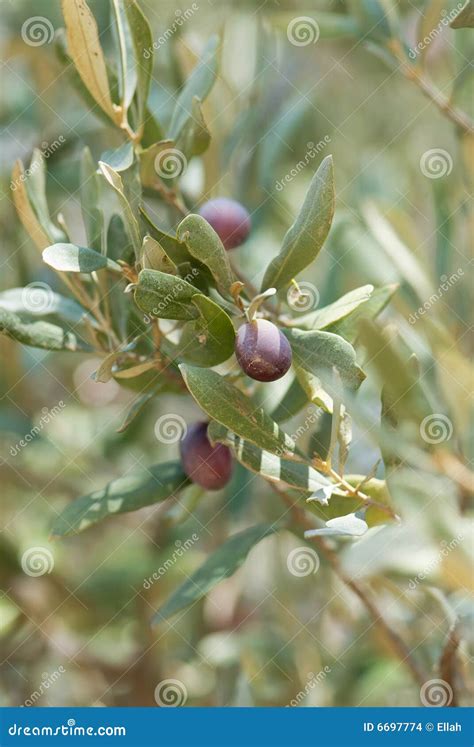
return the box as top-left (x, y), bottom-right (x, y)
top-left (235, 319), bottom-right (292, 382)
top-left (180, 421), bottom-right (233, 490)
top-left (199, 198), bottom-right (251, 250)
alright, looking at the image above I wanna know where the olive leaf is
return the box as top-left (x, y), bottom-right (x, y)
top-left (175, 96), bottom-right (211, 159)
top-left (450, 0), bottom-right (474, 28)
top-left (179, 365), bottom-right (299, 457)
top-left (25, 149), bottom-right (66, 244)
top-left (99, 161), bottom-right (141, 254)
top-left (100, 142), bottom-right (134, 172)
top-left (80, 147), bottom-right (103, 252)
top-left (134, 268), bottom-right (201, 320)
top-left (43, 243), bottom-right (121, 274)
top-left (140, 235), bottom-right (177, 274)
top-left (152, 523), bottom-right (278, 623)
top-left (125, 0), bottom-right (154, 130)
top-left (286, 284), bottom-right (374, 330)
top-left (61, 0), bottom-right (117, 122)
top-left (112, 0), bottom-right (137, 113)
top-left (51, 461), bottom-right (189, 537)
top-left (208, 422), bottom-right (332, 502)
top-left (168, 34), bottom-right (220, 141)
top-left (327, 283), bottom-right (398, 342)
top-left (0, 288), bottom-right (93, 327)
top-left (11, 161), bottom-right (50, 250)
top-left (0, 308), bottom-right (88, 352)
top-left (176, 214), bottom-right (234, 296)
top-left (139, 206), bottom-right (192, 265)
top-left (172, 295), bottom-right (235, 366)
top-left (285, 328), bottom-right (366, 391)
top-left (304, 512), bottom-right (369, 538)
top-left (261, 155), bottom-right (335, 292)
top-left (271, 377), bottom-right (310, 423)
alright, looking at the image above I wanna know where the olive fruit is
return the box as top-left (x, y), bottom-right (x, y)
top-left (180, 421), bottom-right (233, 490)
top-left (235, 319), bottom-right (292, 382)
top-left (199, 197), bottom-right (251, 250)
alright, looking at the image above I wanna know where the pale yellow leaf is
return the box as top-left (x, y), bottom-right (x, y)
top-left (11, 161), bottom-right (49, 250)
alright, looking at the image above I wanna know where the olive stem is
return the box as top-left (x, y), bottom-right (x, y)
top-left (246, 288), bottom-right (277, 322)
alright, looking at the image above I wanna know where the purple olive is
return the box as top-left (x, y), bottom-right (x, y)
top-left (180, 421), bottom-right (233, 490)
top-left (199, 198), bottom-right (251, 250)
top-left (235, 319), bottom-right (292, 382)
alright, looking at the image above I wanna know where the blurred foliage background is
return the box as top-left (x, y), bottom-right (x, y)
top-left (0, 0), bottom-right (473, 708)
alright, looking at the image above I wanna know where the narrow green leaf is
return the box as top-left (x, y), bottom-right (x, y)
top-left (100, 142), bottom-right (134, 172)
top-left (153, 523), bottom-right (278, 623)
top-left (80, 147), bottom-right (103, 252)
top-left (270, 377), bottom-right (309, 423)
top-left (176, 214), bottom-right (234, 296)
top-left (173, 295), bottom-right (235, 366)
top-left (168, 35), bottom-right (220, 141)
top-left (51, 461), bottom-right (189, 537)
top-left (139, 206), bottom-right (192, 265)
top-left (328, 283), bottom-right (398, 342)
top-left (305, 512), bottom-right (369, 538)
top-left (179, 365), bottom-right (298, 457)
top-left (450, 0), bottom-right (474, 28)
top-left (0, 287), bottom-right (92, 327)
top-left (25, 149), bottom-right (65, 243)
top-left (285, 328), bottom-right (366, 391)
top-left (208, 422), bottom-right (331, 500)
top-left (175, 96), bottom-right (211, 159)
top-left (125, 0), bottom-right (154, 130)
top-left (261, 155), bottom-right (335, 292)
top-left (286, 285), bottom-right (374, 330)
top-left (112, 0), bottom-right (137, 112)
top-left (0, 308), bottom-right (88, 352)
top-left (42, 243), bottom-right (121, 273)
top-left (134, 268), bottom-right (200, 320)
top-left (99, 161), bottom-right (141, 255)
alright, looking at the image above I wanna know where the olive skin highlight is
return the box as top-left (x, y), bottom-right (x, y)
top-left (235, 319), bottom-right (292, 382)
top-left (180, 421), bottom-right (233, 490)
